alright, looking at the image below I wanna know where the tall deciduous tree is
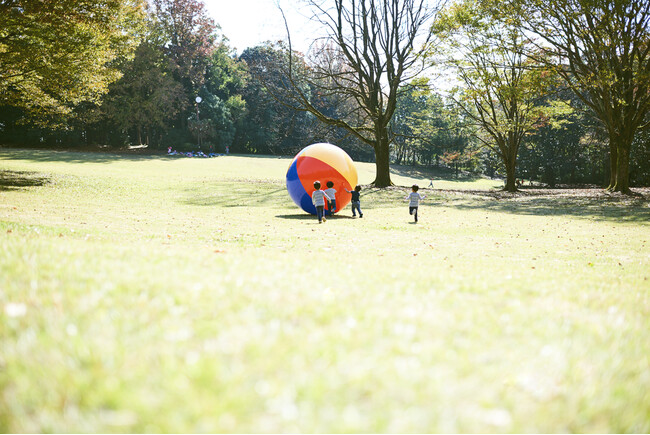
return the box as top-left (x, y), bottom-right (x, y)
top-left (151, 0), bottom-right (219, 107)
top-left (100, 39), bottom-right (187, 146)
top-left (0, 0), bottom-right (146, 124)
top-left (274, 0), bottom-right (440, 187)
top-left (194, 43), bottom-right (248, 152)
top-left (392, 79), bottom-right (466, 168)
top-left (434, 0), bottom-right (566, 191)
top-left (512, 0), bottom-right (650, 193)
top-left (239, 44), bottom-right (316, 155)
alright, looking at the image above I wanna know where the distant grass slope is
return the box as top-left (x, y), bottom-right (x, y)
top-left (1, 149), bottom-right (649, 433)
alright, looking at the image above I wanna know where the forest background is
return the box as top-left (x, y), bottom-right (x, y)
top-left (1, 0), bottom-right (649, 190)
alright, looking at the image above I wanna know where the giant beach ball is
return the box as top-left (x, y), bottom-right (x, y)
top-left (286, 143), bottom-right (358, 215)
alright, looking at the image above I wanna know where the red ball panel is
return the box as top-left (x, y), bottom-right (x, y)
top-left (295, 156), bottom-right (353, 212)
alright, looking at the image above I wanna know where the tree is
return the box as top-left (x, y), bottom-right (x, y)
top-left (392, 79), bottom-right (474, 169)
top-left (151, 0), bottom-right (220, 128)
top-left (392, 80), bottom-right (436, 165)
top-left (0, 0), bottom-right (146, 124)
top-left (197, 43), bottom-right (248, 152)
top-left (518, 89), bottom-right (607, 187)
top-left (434, 0), bottom-right (567, 191)
top-left (100, 38), bottom-right (187, 146)
top-left (239, 44), bottom-right (316, 155)
top-left (514, 0), bottom-right (650, 193)
top-left (274, 0), bottom-right (440, 187)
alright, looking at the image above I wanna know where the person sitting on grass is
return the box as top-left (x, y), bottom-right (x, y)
top-left (312, 181), bottom-right (332, 224)
top-left (406, 184), bottom-right (425, 223)
top-left (344, 185), bottom-right (363, 218)
top-left (324, 181), bottom-right (337, 216)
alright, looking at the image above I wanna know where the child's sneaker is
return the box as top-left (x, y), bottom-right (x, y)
top-left (323, 217), bottom-right (327, 222)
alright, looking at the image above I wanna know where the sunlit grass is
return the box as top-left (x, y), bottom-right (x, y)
top-left (1, 149), bottom-right (649, 432)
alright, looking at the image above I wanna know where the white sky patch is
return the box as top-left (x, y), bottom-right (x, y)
top-left (206, 0), bottom-right (315, 54)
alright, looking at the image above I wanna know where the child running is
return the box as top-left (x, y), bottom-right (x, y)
top-left (312, 180), bottom-right (332, 223)
top-left (406, 184), bottom-right (425, 223)
top-left (344, 185), bottom-right (363, 218)
top-left (324, 181), bottom-right (337, 216)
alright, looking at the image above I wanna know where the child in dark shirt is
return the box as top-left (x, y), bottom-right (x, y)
top-left (344, 185), bottom-right (363, 218)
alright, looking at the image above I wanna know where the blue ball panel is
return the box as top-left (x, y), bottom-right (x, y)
top-left (286, 157), bottom-right (317, 214)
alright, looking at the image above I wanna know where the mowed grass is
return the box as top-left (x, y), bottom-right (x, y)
top-left (1, 148), bottom-right (649, 433)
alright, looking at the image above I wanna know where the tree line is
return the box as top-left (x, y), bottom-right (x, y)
top-left (0, 0), bottom-right (648, 191)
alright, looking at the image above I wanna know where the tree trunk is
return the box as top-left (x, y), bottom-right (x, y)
top-left (373, 131), bottom-right (393, 187)
top-left (607, 132), bottom-right (633, 194)
top-left (504, 155), bottom-right (517, 192)
top-left (613, 142), bottom-right (631, 194)
top-left (607, 142), bottom-right (617, 191)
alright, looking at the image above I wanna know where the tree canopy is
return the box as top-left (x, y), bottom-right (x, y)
top-left (261, 0), bottom-right (441, 187)
top-left (0, 0), bottom-right (649, 191)
top-left (0, 0), bottom-right (146, 124)
top-left (510, 0), bottom-right (650, 193)
top-left (433, 0), bottom-right (570, 191)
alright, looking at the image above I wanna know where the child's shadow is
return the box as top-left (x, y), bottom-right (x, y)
top-left (326, 215), bottom-right (356, 220)
top-left (275, 214), bottom-right (357, 220)
top-left (275, 214), bottom-right (313, 220)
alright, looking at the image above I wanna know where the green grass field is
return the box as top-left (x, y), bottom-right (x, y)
top-left (1, 148), bottom-right (649, 433)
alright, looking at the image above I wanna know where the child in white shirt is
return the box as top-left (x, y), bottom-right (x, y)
top-left (406, 184), bottom-right (425, 223)
top-left (324, 181), bottom-right (337, 216)
top-left (312, 181), bottom-right (332, 223)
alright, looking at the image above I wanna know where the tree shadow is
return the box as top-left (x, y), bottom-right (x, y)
top-left (390, 164), bottom-right (485, 183)
top-left (0, 147), bottom-right (177, 164)
top-left (0, 170), bottom-right (51, 191)
top-left (1, 148), bottom-right (286, 165)
top-left (182, 187), bottom-right (287, 207)
top-left (435, 188), bottom-right (650, 223)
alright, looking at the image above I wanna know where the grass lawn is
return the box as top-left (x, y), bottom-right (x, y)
top-left (1, 148), bottom-right (649, 433)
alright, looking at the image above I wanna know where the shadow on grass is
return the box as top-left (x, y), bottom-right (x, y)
top-left (435, 188), bottom-right (650, 223)
top-left (183, 187), bottom-right (287, 208)
top-left (0, 170), bottom-right (51, 191)
top-left (275, 213), bottom-right (357, 220)
top-left (0, 147), bottom-right (185, 164)
top-left (390, 164), bottom-right (485, 183)
top-left (275, 214), bottom-right (313, 220)
top-left (1, 147), bottom-right (282, 165)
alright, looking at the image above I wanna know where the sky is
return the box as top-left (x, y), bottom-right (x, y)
top-left (205, 0), bottom-right (315, 54)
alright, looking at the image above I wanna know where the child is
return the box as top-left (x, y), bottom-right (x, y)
top-left (324, 181), bottom-right (337, 216)
top-left (344, 185), bottom-right (363, 218)
top-left (312, 181), bottom-right (332, 223)
top-left (406, 184), bottom-right (425, 223)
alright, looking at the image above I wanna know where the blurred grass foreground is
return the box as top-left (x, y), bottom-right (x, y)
top-left (1, 149), bottom-right (649, 432)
